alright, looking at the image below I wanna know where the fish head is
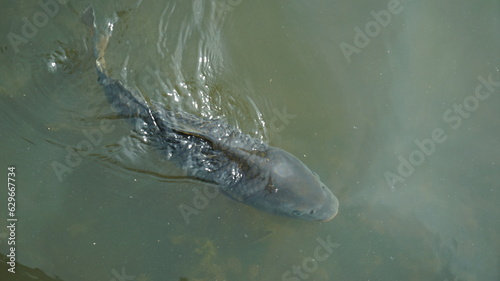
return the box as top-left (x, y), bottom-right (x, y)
top-left (246, 147), bottom-right (339, 221)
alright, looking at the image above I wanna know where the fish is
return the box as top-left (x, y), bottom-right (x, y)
top-left (82, 6), bottom-right (339, 221)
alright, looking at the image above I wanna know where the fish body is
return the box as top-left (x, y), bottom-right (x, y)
top-left (82, 7), bottom-right (338, 221)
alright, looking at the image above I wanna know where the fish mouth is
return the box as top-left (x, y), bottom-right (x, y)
top-left (319, 194), bottom-right (339, 222)
top-left (320, 211), bottom-right (338, 222)
top-left (319, 207), bottom-right (338, 222)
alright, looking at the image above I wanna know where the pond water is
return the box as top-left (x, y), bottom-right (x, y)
top-left (1, 0), bottom-right (499, 280)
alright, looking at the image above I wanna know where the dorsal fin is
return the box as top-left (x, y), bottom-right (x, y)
top-left (171, 125), bottom-right (262, 165)
top-left (171, 125), bottom-right (220, 149)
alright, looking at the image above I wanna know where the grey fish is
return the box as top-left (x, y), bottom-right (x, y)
top-left (82, 6), bottom-right (338, 221)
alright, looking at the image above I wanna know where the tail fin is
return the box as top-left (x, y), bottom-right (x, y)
top-left (82, 6), bottom-right (155, 124)
top-left (82, 6), bottom-right (109, 80)
top-left (82, 6), bottom-right (96, 31)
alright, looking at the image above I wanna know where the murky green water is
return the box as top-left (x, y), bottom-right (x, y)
top-left (1, 0), bottom-right (499, 280)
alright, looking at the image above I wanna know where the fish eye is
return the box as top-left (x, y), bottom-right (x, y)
top-left (309, 209), bottom-right (315, 215)
top-left (292, 210), bottom-right (302, 216)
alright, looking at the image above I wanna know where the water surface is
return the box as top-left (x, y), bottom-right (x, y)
top-left (1, 0), bottom-right (499, 280)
